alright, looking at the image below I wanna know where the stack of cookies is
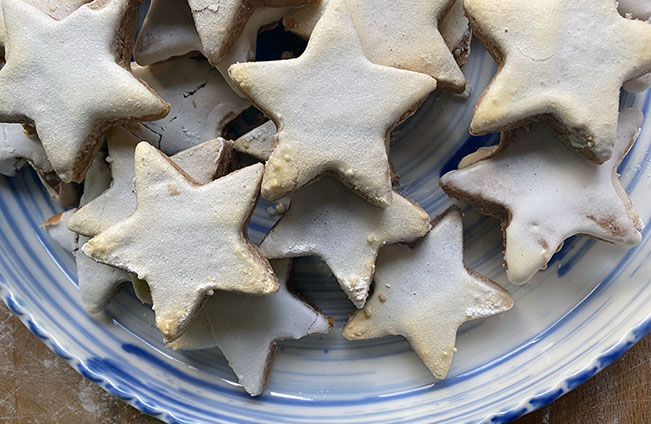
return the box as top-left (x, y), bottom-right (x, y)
top-left (0, 0), bottom-right (647, 396)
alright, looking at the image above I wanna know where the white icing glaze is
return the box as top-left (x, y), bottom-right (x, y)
top-left (232, 121), bottom-right (403, 188)
top-left (440, 109), bottom-right (644, 285)
top-left (0, 0), bottom-right (169, 182)
top-left (283, 0), bottom-right (467, 90)
top-left (132, 57), bottom-right (250, 155)
top-left (232, 120), bottom-right (277, 160)
top-left (170, 259), bottom-right (332, 396)
top-left (229, 0), bottom-right (436, 206)
top-left (619, 1), bottom-right (651, 93)
top-left (465, 0), bottom-right (651, 163)
top-left (260, 177), bottom-right (430, 308)
top-left (345, 0), bottom-right (464, 91)
top-left (281, 1), bottom-right (324, 39)
top-left (69, 126), bottom-right (231, 237)
top-left (76, 233), bottom-right (132, 313)
top-left (214, 7), bottom-right (291, 93)
top-left (133, 0), bottom-right (203, 66)
top-left (43, 155), bottom-right (132, 314)
top-left (135, 3), bottom-right (294, 94)
top-left (82, 143), bottom-right (278, 341)
top-left (439, 0), bottom-right (472, 67)
top-left (0, 0), bottom-right (90, 55)
top-left (343, 207), bottom-right (513, 379)
top-left (0, 122), bottom-right (77, 205)
top-left (78, 151), bottom-right (112, 207)
top-left (187, 0), bottom-right (314, 66)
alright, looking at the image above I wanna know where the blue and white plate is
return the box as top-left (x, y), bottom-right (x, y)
top-left (1, 41), bottom-right (650, 424)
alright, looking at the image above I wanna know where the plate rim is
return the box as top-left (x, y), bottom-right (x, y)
top-left (1, 277), bottom-right (649, 424)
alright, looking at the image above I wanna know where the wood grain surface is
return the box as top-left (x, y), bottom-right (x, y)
top-left (0, 302), bottom-right (648, 424)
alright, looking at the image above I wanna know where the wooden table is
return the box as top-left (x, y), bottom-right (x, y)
top-left (0, 303), bottom-right (648, 423)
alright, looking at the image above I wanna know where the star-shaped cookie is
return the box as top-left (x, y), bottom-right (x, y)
top-left (260, 177), bottom-right (430, 308)
top-left (0, 0), bottom-right (169, 182)
top-left (0, 123), bottom-right (78, 205)
top-left (82, 142), bottom-right (278, 341)
top-left (44, 209), bottom-right (134, 314)
top-left (343, 207), bottom-right (513, 379)
top-left (440, 109), bottom-right (644, 285)
top-left (0, 0), bottom-right (89, 57)
top-left (42, 153), bottom-right (133, 314)
top-left (135, 1), bottom-right (294, 92)
top-left (229, 0), bottom-right (436, 206)
top-left (464, 0), bottom-right (651, 164)
top-left (170, 259), bottom-right (333, 396)
top-left (132, 57), bottom-right (250, 155)
top-left (133, 0), bottom-right (203, 66)
top-left (187, 0), bottom-right (316, 66)
top-left (283, 0), bottom-right (465, 91)
top-left (69, 125), bottom-right (231, 237)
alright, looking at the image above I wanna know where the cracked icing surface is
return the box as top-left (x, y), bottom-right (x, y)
top-left (260, 177), bottom-right (430, 308)
top-left (69, 125), bottom-right (231, 237)
top-left (283, 0), bottom-right (466, 91)
top-left (0, 0), bottom-right (169, 182)
top-left (343, 207), bottom-right (513, 379)
top-left (170, 259), bottom-right (332, 396)
top-left (132, 57), bottom-right (250, 155)
top-left (82, 143), bottom-right (278, 341)
top-left (187, 0), bottom-right (316, 66)
top-left (229, 0), bottom-right (436, 206)
top-left (464, 0), bottom-right (651, 164)
top-left (440, 109), bottom-right (644, 285)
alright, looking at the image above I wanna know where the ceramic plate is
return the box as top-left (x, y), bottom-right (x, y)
top-left (1, 34), bottom-right (650, 424)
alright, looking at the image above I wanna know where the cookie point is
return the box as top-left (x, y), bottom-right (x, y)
top-left (505, 266), bottom-right (534, 286)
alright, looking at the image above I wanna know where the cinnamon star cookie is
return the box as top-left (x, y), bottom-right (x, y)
top-left (0, 0), bottom-right (169, 182)
top-left (464, 0), bottom-right (651, 163)
top-left (0, 123), bottom-right (77, 205)
top-left (440, 109), bottom-right (644, 284)
top-left (69, 125), bottom-right (231, 237)
top-left (343, 207), bottom-right (513, 379)
top-left (260, 177), bottom-right (430, 308)
top-left (187, 0), bottom-right (316, 66)
top-left (283, 0), bottom-right (466, 91)
top-left (229, 0), bottom-right (436, 206)
top-left (43, 153), bottom-right (132, 314)
top-left (133, 0), bottom-right (203, 66)
top-left (83, 143), bottom-right (277, 341)
top-left (170, 259), bottom-right (332, 396)
top-left (135, 1), bottom-right (292, 92)
top-left (0, 0), bottom-right (90, 57)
